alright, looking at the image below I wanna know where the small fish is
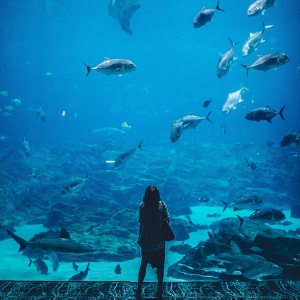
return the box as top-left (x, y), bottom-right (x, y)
top-left (115, 263), bottom-right (121, 274)
top-left (28, 257), bottom-right (48, 275)
top-left (121, 122), bottom-right (132, 131)
top-left (250, 246), bottom-right (263, 252)
top-left (36, 106), bottom-right (46, 122)
top-left (240, 53), bottom-right (290, 76)
top-left (238, 208), bottom-right (286, 228)
top-left (221, 124), bottom-right (226, 134)
top-left (245, 158), bottom-right (256, 170)
top-left (222, 85), bottom-right (248, 115)
top-left (242, 21), bottom-right (273, 56)
top-left (11, 98), bottom-right (22, 106)
top-left (114, 140), bottom-right (143, 168)
top-left (22, 137), bottom-right (31, 157)
top-left (199, 196), bottom-right (210, 203)
top-left (247, 0), bottom-right (276, 17)
top-left (280, 130), bottom-right (300, 147)
top-left (266, 141), bottom-right (274, 147)
top-left (245, 106), bottom-right (285, 123)
top-left (84, 58), bottom-right (136, 77)
top-left (221, 195), bottom-right (263, 212)
top-left (60, 173), bottom-right (88, 196)
top-left (217, 39), bottom-right (239, 78)
top-left (72, 261), bottom-right (79, 272)
top-left (0, 90), bottom-right (8, 97)
top-left (68, 263), bottom-right (90, 281)
top-left (193, 1), bottom-right (225, 28)
top-left (5, 105), bottom-right (14, 111)
top-left (203, 99), bottom-right (212, 108)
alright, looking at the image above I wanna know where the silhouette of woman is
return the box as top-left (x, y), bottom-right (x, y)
top-left (136, 185), bottom-right (170, 300)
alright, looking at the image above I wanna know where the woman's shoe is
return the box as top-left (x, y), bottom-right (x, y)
top-left (135, 288), bottom-right (142, 299)
top-left (156, 288), bottom-right (163, 300)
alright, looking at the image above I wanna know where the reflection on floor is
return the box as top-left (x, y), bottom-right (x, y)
top-left (1, 280), bottom-right (300, 299)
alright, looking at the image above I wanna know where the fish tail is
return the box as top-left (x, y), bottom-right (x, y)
top-left (138, 140), bottom-right (143, 150)
top-left (221, 200), bottom-right (228, 212)
top-left (240, 64), bottom-right (249, 77)
top-left (206, 111), bottom-right (213, 123)
top-left (28, 257), bottom-right (33, 267)
top-left (83, 63), bottom-right (91, 77)
top-left (237, 215), bottom-right (244, 229)
top-left (262, 21), bottom-right (273, 30)
top-left (6, 229), bottom-right (27, 252)
top-left (279, 106), bottom-right (285, 120)
top-left (229, 38), bottom-right (239, 47)
top-left (216, 1), bottom-right (225, 12)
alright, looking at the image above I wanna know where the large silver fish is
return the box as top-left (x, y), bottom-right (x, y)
top-left (193, 1), bottom-right (224, 28)
top-left (280, 131), bottom-right (300, 147)
top-left (222, 86), bottom-right (248, 115)
top-left (170, 120), bottom-right (183, 143)
top-left (240, 53), bottom-right (290, 76)
top-left (245, 105), bottom-right (285, 123)
top-left (242, 21), bottom-right (273, 56)
top-left (221, 196), bottom-right (263, 212)
top-left (217, 39), bottom-right (238, 78)
top-left (114, 140), bottom-right (143, 168)
top-left (60, 173), bottom-right (88, 196)
top-left (84, 58), bottom-right (136, 77)
top-left (247, 0), bottom-right (276, 16)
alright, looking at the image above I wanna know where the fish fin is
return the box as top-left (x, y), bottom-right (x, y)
top-left (83, 63), bottom-right (91, 77)
top-left (279, 106), bottom-right (285, 120)
top-left (267, 119), bottom-right (272, 123)
top-left (138, 140), bottom-right (143, 150)
top-left (231, 241), bottom-right (241, 255)
top-left (59, 228), bottom-right (72, 240)
top-left (261, 39), bottom-right (265, 43)
top-left (229, 38), bottom-right (239, 47)
top-left (237, 215), bottom-right (244, 229)
top-left (240, 64), bottom-right (249, 77)
top-left (28, 257), bottom-right (33, 267)
top-left (221, 200), bottom-right (228, 212)
top-left (206, 111), bottom-right (213, 123)
top-left (6, 229), bottom-right (27, 252)
top-left (216, 1), bottom-right (225, 12)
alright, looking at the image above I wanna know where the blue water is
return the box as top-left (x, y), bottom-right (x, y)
top-left (0, 0), bottom-right (300, 281)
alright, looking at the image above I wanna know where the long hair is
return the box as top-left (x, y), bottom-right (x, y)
top-left (143, 185), bottom-right (160, 210)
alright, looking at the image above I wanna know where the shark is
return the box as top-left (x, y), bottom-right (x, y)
top-left (6, 227), bottom-right (96, 255)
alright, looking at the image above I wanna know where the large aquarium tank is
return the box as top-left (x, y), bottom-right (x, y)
top-left (0, 0), bottom-right (299, 285)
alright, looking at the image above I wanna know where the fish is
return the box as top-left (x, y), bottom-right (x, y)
top-left (121, 122), bottom-right (132, 131)
top-left (60, 172), bottom-right (88, 196)
top-left (245, 158), bottom-right (256, 170)
top-left (84, 58), bottom-right (136, 77)
top-left (88, 127), bottom-right (125, 135)
top-left (237, 208), bottom-right (286, 228)
top-left (199, 196), bottom-right (210, 203)
top-left (222, 86), bottom-right (248, 115)
top-left (108, 0), bottom-right (141, 35)
top-left (0, 90), bottom-right (8, 97)
top-left (22, 137), bottom-right (31, 157)
top-left (44, 251), bottom-right (60, 272)
top-left (240, 53), bottom-right (290, 76)
top-left (36, 106), bottom-right (46, 122)
top-left (245, 105), bottom-right (285, 123)
top-left (247, 0), bottom-right (276, 17)
top-left (193, 1), bottom-right (224, 28)
top-left (72, 261), bottom-right (79, 271)
top-left (217, 39), bottom-right (239, 78)
top-left (221, 195), bottom-right (263, 212)
top-left (221, 124), bottom-right (226, 134)
top-left (68, 262), bottom-right (90, 281)
top-left (11, 98), bottom-right (22, 106)
top-left (203, 99), bottom-right (212, 108)
top-left (114, 263), bottom-right (121, 274)
top-left (114, 140), bottom-right (143, 168)
top-left (206, 241), bottom-right (282, 280)
top-left (242, 21), bottom-right (273, 56)
top-left (28, 257), bottom-right (48, 275)
top-left (280, 130), bottom-right (300, 147)
top-left (170, 120), bottom-right (183, 143)
top-left (6, 227), bottom-right (96, 255)
top-left (180, 111), bottom-right (213, 130)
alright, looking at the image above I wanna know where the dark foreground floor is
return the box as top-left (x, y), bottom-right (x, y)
top-left (0, 281), bottom-right (300, 299)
